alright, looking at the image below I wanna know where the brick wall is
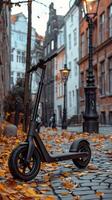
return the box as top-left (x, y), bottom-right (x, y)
top-left (79, 0), bottom-right (112, 125)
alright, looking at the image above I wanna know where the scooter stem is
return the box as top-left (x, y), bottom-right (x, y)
top-left (26, 135), bottom-right (35, 162)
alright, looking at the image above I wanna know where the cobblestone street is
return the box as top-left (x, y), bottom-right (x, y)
top-left (0, 127), bottom-right (112, 200)
top-left (34, 128), bottom-right (112, 200)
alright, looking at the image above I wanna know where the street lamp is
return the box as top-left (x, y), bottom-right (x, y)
top-left (80, 0), bottom-right (100, 133)
top-left (60, 64), bottom-right (70, 129)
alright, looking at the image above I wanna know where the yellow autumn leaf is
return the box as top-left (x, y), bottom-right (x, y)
top-left (60, 191), bottom-right (69, 196)
top-left (76, 172), bottom-right (88, 177)
top-left (62, 171), bottom-right (70, 177)
top-left (73, 196), bottom-right (80, 200)
top-left (0, 169), bottom-right (5, 176)
top-left (63, 180), bottom-right (77, 190)
top-left (0, 183), bottom-right (5, 191)
top-left (44, 196), bottom-right (56, 200)
top-left (15, 139), bottom-right (20, 143)
top-left (8, 196), bottom-right (16, 200)
top-left (15, 185), bottom-right (23, 190)
top-left (23, 188), bottom-right (37, 196)
top-left (22, 188), bottom-right (50, 199)
top-left (96, 191), bottom-right (104, 197)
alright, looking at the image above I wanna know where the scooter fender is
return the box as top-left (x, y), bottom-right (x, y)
top-left (69, 139), bottom-right (90, 152)
top-left (19, 142), bottom-right (29, 145)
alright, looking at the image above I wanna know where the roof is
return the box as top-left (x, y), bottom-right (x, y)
top-left (11, 13), bottom-right (27, 24)
top-left (37, 34), bottom-right (44, 41)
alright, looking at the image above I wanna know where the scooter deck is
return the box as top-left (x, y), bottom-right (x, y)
top-left (49, 151), bottom-right (88, 162)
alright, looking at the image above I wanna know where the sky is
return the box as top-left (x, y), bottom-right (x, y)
top-left (11, 0), bottom-right (69, 36)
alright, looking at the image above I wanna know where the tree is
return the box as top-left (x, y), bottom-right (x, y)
top-left (4, 78), bottom-right (24, 126)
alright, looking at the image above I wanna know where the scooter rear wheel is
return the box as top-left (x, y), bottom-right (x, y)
top-left (8, 144), bottom-right (41, 181)
top-left (70, 140), bottom-right (91, 169)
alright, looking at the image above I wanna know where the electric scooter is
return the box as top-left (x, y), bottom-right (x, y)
top-left (8, 56), bottom-right (91, 182)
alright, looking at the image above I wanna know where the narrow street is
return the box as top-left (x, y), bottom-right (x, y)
top-left (0, 127), bottom-right (112, 200)
top-left (0, 1), bottom-right (112, 199)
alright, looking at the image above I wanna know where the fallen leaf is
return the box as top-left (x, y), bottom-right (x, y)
top-left (44, 196), bottom-right (56, 200)
top-left (0, 169), bottom-right (5, 176)
top-left (96, 191), bottom-right (104, 197)
top-left (62, 179), bottom-right (77, 190)
top-left (88, 164), bottom-right (98, 170)
top-left (76, 172), bottom-right (88, 177)
top-left (0, 183), bottom-right (5, 191)
top-left (60, 191), bottom-right (69, 196)
top-left (15, 185), bottom-right (23, 190)
top-left (73, 196), bottom-right (80, 200)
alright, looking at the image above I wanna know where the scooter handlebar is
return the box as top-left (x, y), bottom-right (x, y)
top-left (27, 52), bottom-right (57, 73)
top-left (27, 60), bottom-right (45, 73)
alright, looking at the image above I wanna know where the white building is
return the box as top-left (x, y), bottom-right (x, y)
top-left (54, 1), bottom-right (80, 125)
top-left (65, 2), bottom-right (80, 119)
top-left (11, 13), bottom-right (43, 95)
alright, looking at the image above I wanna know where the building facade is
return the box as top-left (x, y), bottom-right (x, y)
top-left (54, 25), bottom-right (65, 125)
top-left (79, 0), bottom-right (112, 125)
top-left (43, 3), bottom-right (64, 126)
top-left (11, 13), bottom-right (43, 96)
top-left (0, 1), bottom-right (11, 117)
top-left (65, 2), bottom-right (80, 120)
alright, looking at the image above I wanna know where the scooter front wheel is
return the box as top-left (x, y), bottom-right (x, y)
top-left (70, 140), bottom-right (91, 169)
top-left (8, 144), bottom-right (41, 181)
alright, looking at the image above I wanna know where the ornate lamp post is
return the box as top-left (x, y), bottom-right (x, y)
top-left (60, 64), bottom-right (70, 129)
top-left (80, 0), bottom-right (100, 133)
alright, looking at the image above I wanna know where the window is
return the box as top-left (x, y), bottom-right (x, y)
top-left (73, 28), bottom-right (77, 46)
top-left (71, 14), bottom-right (73, 24)
top-left (100, 111), bottom-right (106, 124)
top-left (80, 72), bottom-right (84, 87)
top-left (68, 61), bottom-right (72, 77)
top-left (72, 90), bottom-right (74, 105)
top-left (58, 30), bottom-right (64, 47)
top-left (100, 61), bottom-right (105, 95)
top-left (47, 43), bottom-right (50, 54)
top-left (51, 40), bottom-right (54, 50)
top-left (40, 41), bottom-right (43, 46)
top-left (11, 71), bottom-right (14, 85)
top-left (58, 105), bottom-right (62, 122)
top-left (22, 51), bottom-right (25, 63)
top-left (69, 91), bottom-right (72, 107)
top-left (86, 28), bottom-right (89, 54)
top-left (74, 58), bottom-right (77, 76)
top-left (19, 33), bottom-right (24, 41)
top-left (81, 33), bottom-right (85, 57)
top-left (22, 73), bottom-right (24, 78)
top-left (109, 111), bottom-right (112, 124)
top-left (11, 53), bottom-right (13, 62)
top-left (11, 76), bottom-right (14, 85)
top-left (48, 25), bottom-right (51, 33)
top-left (99, 12), bottom-right (105, 43)
top-left (17, 51), bottom-right (25, 63)
top-left (17, 72), bottom-right (21, 79)
top-left (68, 33), bottom-right (71, 49)
top-left (108, 57), bottom-right (112, 94)
top-left (17, 50), bottom-right (21, 63)
top-left (108, 4), bottom-right (112, 37)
